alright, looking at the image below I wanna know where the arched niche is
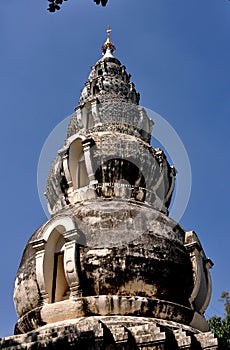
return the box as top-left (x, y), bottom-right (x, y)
top-left (69, 138), bottom-right (89, 190)
top-left (95, 158), bottom-right (146, 202)
top-left (32, 217), bottom-right (78, 304)
top-left (43, 225), bottom-right (70, 303)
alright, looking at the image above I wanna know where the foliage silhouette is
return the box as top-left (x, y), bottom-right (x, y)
top-left (208, 291), bottom-right (230, 349)
top-left (47, 0), bottom-right (108, 12)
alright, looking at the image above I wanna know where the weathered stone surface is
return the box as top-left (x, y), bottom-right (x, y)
top-left (10, 32), bottom-right (216, 349)
top-left (1, 316), bottom-right (218, 350)
top-left (44, 42), bottom-right (175, 216)
top-left (14, 202), bottom-right (198, 334)
top-left (15, 296), bottom-right (199, 333)
top-left (79, 56), bottom-right (140, 106)
top-left (14, 236), bottom-right (42, 317)
top-left (46, 130), bottom-right (175, 216)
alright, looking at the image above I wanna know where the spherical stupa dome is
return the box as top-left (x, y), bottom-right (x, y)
top-left (14, 201), bottom-right (197, 333)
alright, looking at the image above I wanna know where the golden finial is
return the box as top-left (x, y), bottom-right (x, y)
top-left (101, 26), bottom-right (116, 56)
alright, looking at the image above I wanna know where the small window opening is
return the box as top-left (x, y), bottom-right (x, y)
top-left (93, 85), bottom-right (100, 95)
top-left (69, 139), bottom-right (90, 190)
top-left (77, 155), bottom-right (88, 188)
top-left (51, 252), bottom-right (69, 303)
top-left (86, 112), bottom-right (93, 129)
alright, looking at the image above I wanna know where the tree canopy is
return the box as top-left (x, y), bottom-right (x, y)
top-left (47, 0), bottom-right (108, 12)
top-left (208, 291), bottom-right (230, 349)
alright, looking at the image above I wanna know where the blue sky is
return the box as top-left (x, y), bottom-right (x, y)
top-left (0, 0), bottom-right (229, 337)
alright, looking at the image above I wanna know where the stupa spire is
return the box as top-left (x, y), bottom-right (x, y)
top-left (101, 25), bottom-right (116, 57)
top-left (5, 28), bottom-right (217, 350)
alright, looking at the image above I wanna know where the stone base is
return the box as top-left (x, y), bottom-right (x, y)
top-left (14, 295), bottom-right (209, 334)
top-left (1, 316), bottom-right (218, 350)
